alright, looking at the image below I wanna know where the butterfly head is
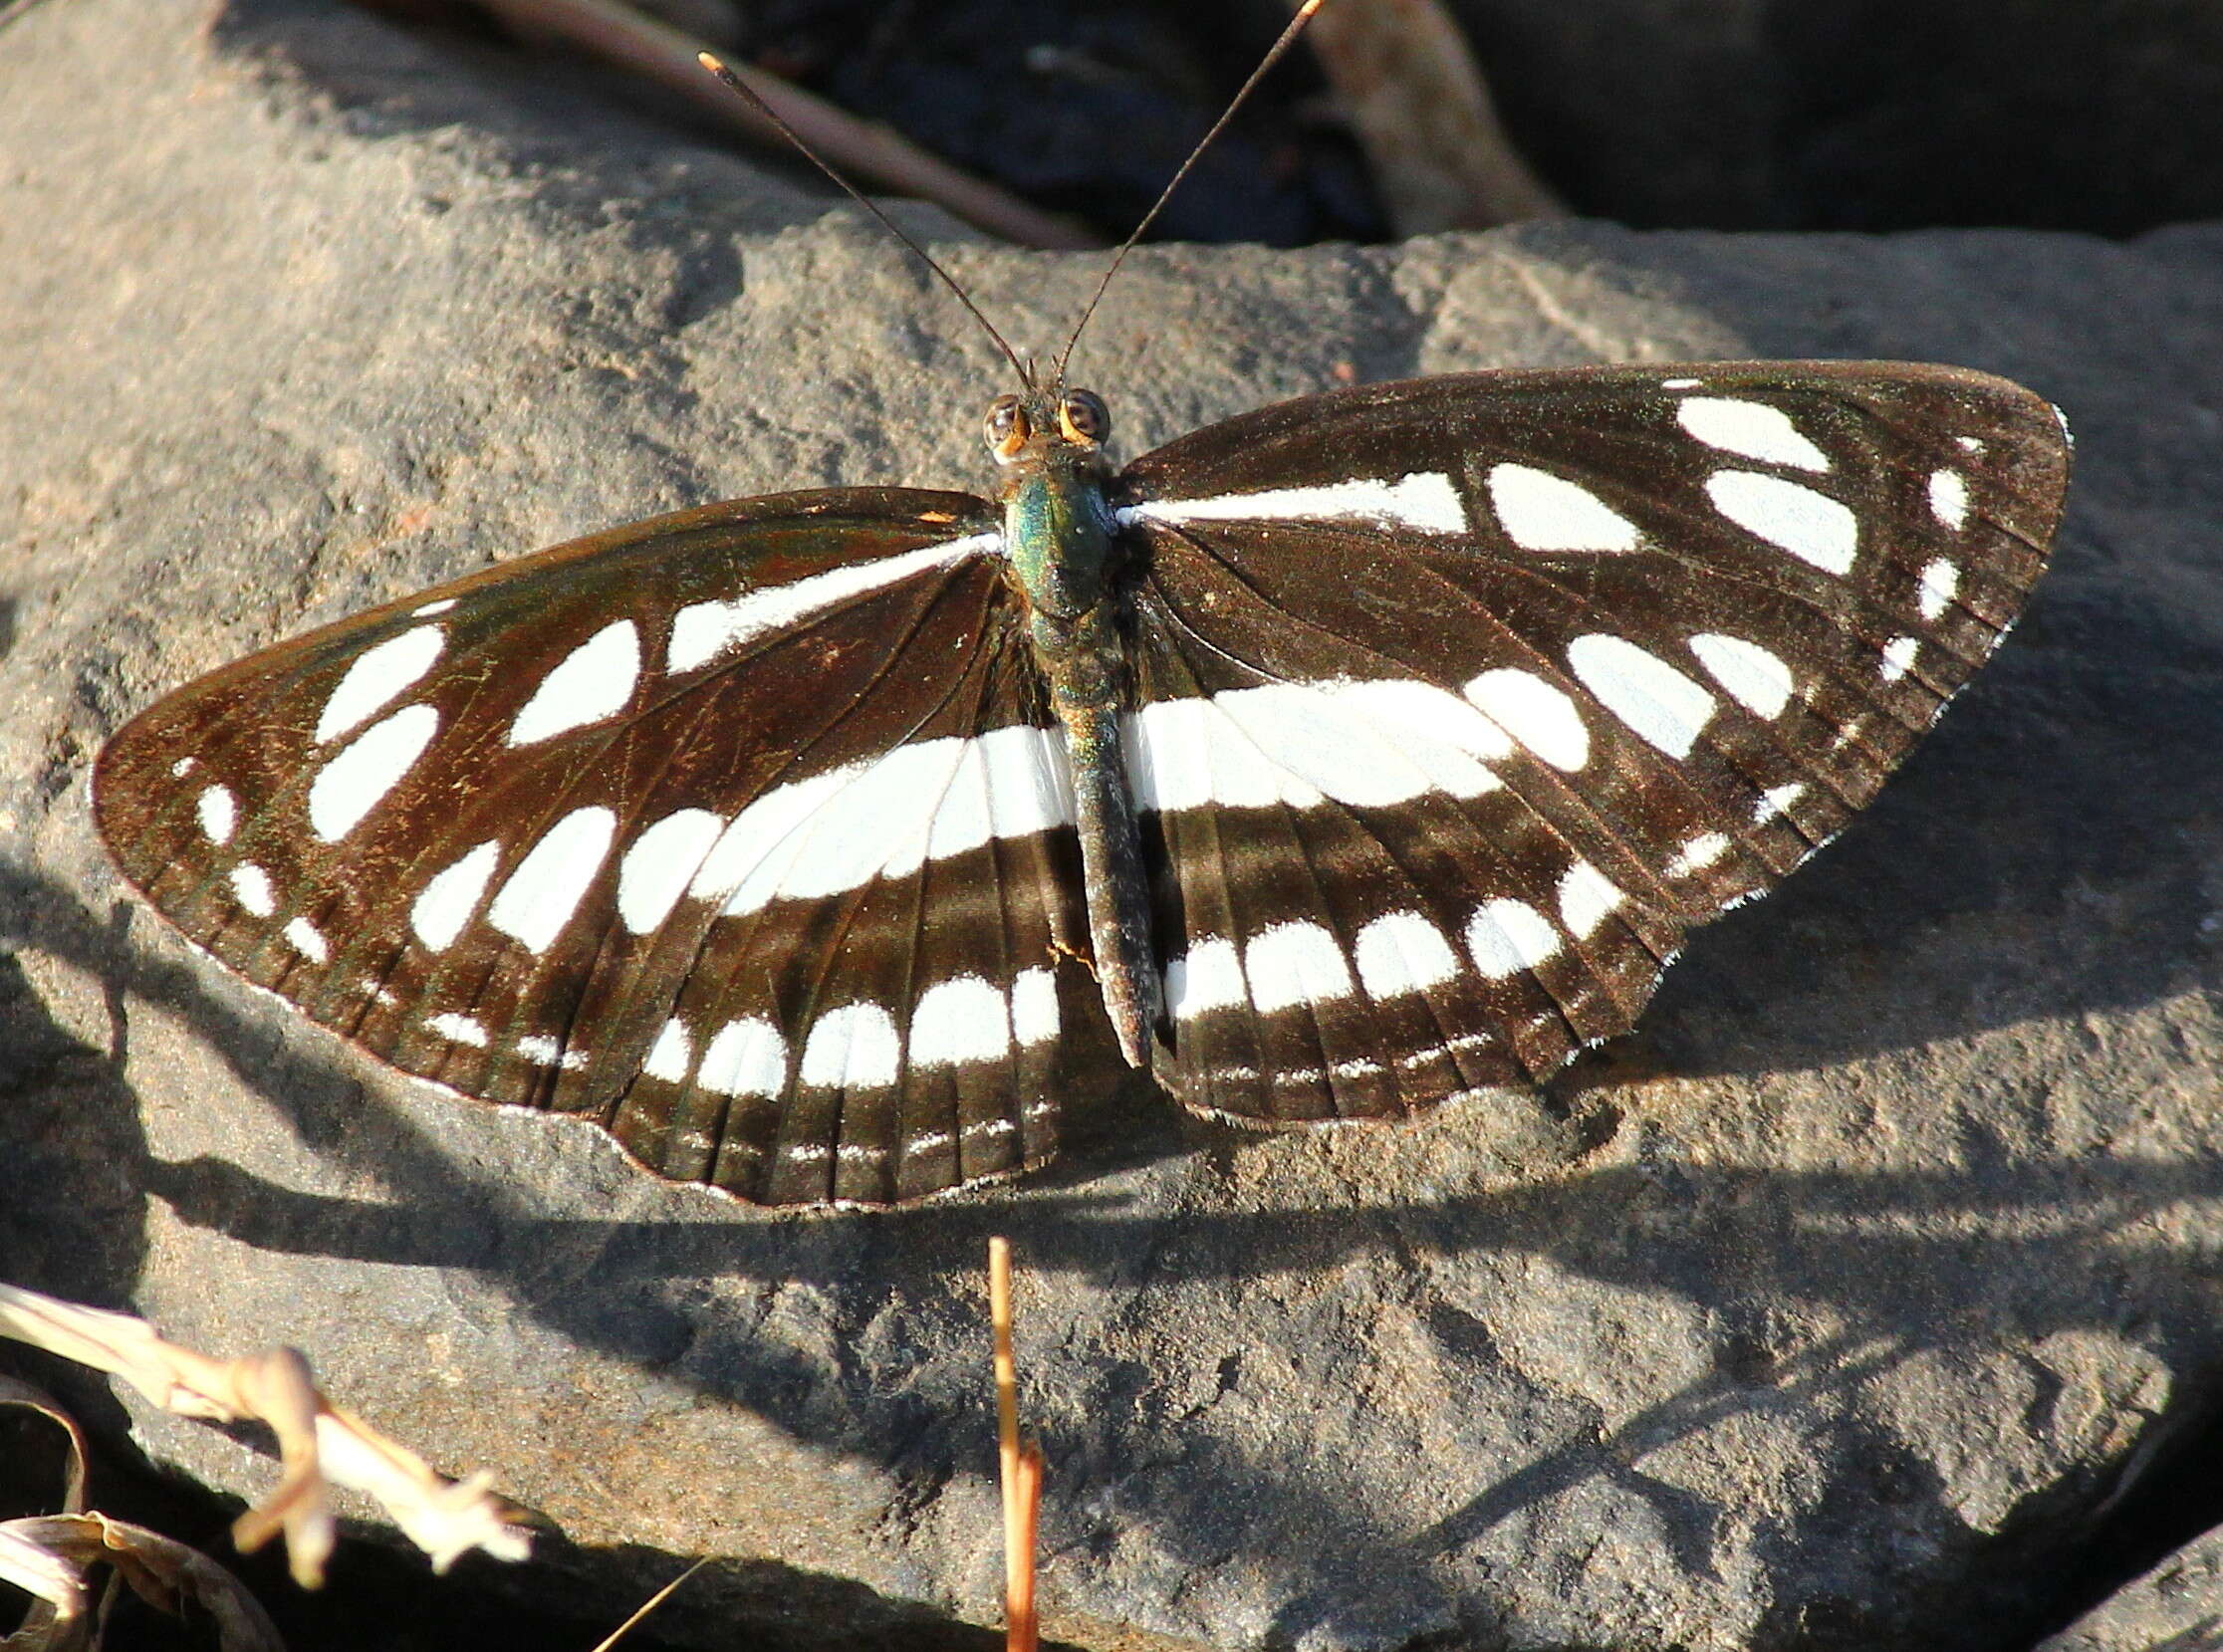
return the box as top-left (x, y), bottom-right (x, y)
top-left (984, 387), bottom-right (1112, 470)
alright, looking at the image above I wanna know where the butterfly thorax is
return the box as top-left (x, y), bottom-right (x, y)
top-left (990, 387), bottom-right (1118, 627)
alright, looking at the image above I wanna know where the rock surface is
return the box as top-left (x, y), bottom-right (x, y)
top-left (4, 1), bottom-right (2223, 1649)
top-left (2036, 1526), bottom-right (2223, 1652)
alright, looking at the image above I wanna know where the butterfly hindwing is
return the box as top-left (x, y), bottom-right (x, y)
top-left (95, 488), bottom-right (1110, 1203)
top-left (1117, 361), bottom-right (2070, 1124)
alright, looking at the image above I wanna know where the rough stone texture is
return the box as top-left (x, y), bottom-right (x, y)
top-left (4, 1), bottom-right (2223, 1649)
top-left (2036, 1528), bottom-right (2223, 1652)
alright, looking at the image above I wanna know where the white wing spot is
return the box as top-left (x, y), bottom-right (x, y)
top-left (1704, 470), bottom-right (1857, 575)
top-left (1956, 435), bottom-right (1986, 454)
top-left (1557, 862), bottom-right (1623, 940)
top-left (1125, 679), bottom-right (1506, 815)
top-left (1464, 669), bottom-right (1589, 771)
top-left (413, 597), bottom-right (458, 617)
top-left (1666, 832), bottom-right (1732, 877)
top-left (909, 976), bottom-right (1012, 1069)
top-left (426, 1012), bottom-right (489, 1048)
top-left (1165, 936), bottom-right (1246, 1019)
top-left (1486, 463), bottom-right (1641, 552)
top-left (1353, 911), bottom-right (1459, 999)
top-left (1245, 922), bottom-right (1356, 1014)
top-left (509, 619), bottom-right (640, 746)
top-left (516, 1034), bottom-right (586, 1070)
top-left (1661, 377), bottom-right (1701, 390)
top-left (197, 785), bottom-right (236, 844)
top-left (1755, 784), bottom-right (1807, 824)
top-left (1011, 968), bottom-right (1060, 1046)
top-left (309, 703), bottom-right (439, 842)
top-left (642, 1018), bottom-right (693, 1082)
top-left (1466, 900), bottom-right (1560, 978)
top-left (921, 724), bottom-right (1078, 863)
top-left (1917, 558), bottom-right (1961, 621)
top-left (229, 862), bottom-right (276, 917)
top-left (315, 626), bottom-right (445, 745)
top-left (1568, 634), bottom-right (1718, 758)
top-left (799, 1003), bottom-right (901, 1089)
top-left (1121, 472), bottom-right (1467, 536)
top-left (411, 839), bottom-right (500, 953)
top-left (698, 1017), bottom-right (787, 1097)
top-left (487, 806), bottom-right (616, 953)
top-left (1879, 634), bottom-right (1920, 683)
top-left (282, 916), bottom-right (329, 962)
top-left (667, 533), bottom-right (997, 674)
top-left (1927, 468), bottom-right (1971, 531)
top-left (1676, 397), bottom-right (1831, 472)
top-left (1689, 633), bottom-right (1795, 719)
top-left (693, 728), bottom-right (1076, 919)
top-left (618, 809), bottom-right (725, 934)
top-left (169, 757), bottom-right (196, 778)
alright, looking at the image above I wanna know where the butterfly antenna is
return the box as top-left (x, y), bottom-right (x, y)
top-left (698, 53), bottom-right (1036, 390)
top-left (1054, 0), bottom-right (1328, 387)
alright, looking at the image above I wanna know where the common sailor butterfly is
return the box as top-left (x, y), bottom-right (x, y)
top-left (90, 25), bottom-right (2073, 1206)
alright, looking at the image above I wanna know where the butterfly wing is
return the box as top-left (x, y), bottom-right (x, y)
top-left (96, 489), bottom-right (1110, 1205)
top-left (1115, 360), bottom-right (2070, 1125)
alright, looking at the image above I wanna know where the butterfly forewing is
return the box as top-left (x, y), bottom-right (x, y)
top-left (96, 487), bottom-right (1112, 1203)
top-left (1117, 361), bottom-right (2069, 1125)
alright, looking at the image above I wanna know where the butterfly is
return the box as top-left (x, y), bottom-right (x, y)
top-left (92, 339), bottom-right (2072, 1204)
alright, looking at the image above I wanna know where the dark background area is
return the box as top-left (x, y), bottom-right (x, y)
top-left (675, 0), bottom-right (2223, 242)
top-left (380, 0), bottom-right (2223, 246)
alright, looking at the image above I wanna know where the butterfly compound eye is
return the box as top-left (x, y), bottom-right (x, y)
top-left (984, 395), bottom-right (1031, 463)
top-left (1059, 389), bottom-right (1110, 446)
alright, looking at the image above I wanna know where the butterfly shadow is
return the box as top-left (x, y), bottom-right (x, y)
top-left (127, 1091), bottom-right (2223, 1651)
top-left (9, 805), bottom-right (2222, 1651)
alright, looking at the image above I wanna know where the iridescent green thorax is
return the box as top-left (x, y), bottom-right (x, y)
top-left (1001, 419), bottom-right (1118, 633)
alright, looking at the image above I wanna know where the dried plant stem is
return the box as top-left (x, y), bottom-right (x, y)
top-left (474, 0), bottom-right (1099, 250)
top-left (1009, 1435), bottom-right (1043, 1652)
top-left (0, 1282), bottom-right (530, 1586)
top-left (1302, 0), bottom-right (1564, 233)
top-left (988, 1237), bottom-right (1039, 1652)
top-left (588, 1555), bottom-right (712, 1652)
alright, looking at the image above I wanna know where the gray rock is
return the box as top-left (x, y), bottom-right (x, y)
top-left (4, 1), bottom-right (2223, 1649)
top-left (2038, 1526), bottom-right (2223, 1652)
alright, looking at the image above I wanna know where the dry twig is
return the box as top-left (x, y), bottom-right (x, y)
top-left (0, 1283), bottom-right (532, 1589)
top-left (1301, 0), bottom-right (1564, 232)
top-left (472, 0), bottom-right (1100, 249)
top-left (988, 1238), bottom-right (1041, 1652)
top-left (586, 1556), bottom-right (711, 1652)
